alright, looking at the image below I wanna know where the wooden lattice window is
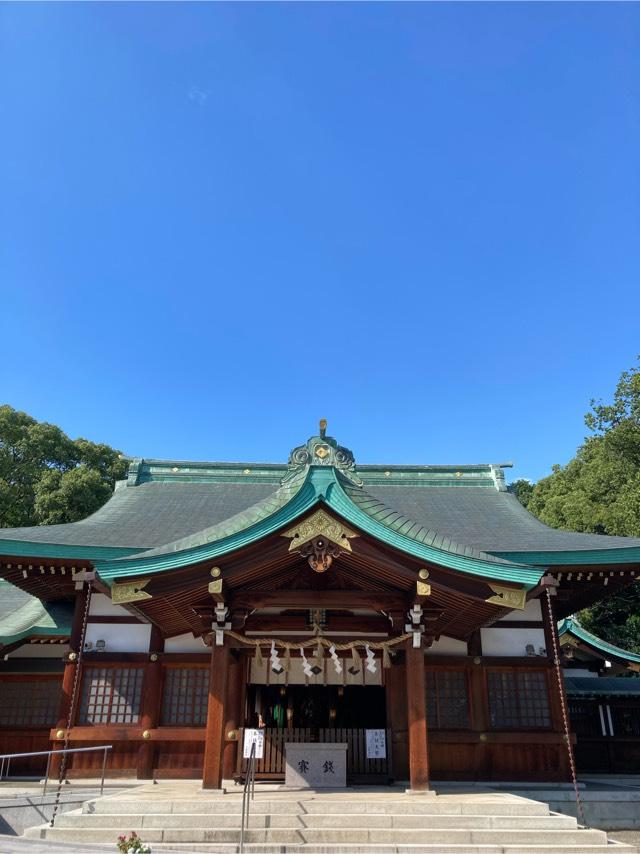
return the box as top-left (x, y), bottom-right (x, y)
top-left (79, 667), bottom-right (143, 724)
top-left (568, 700), bottom-right (603, 736)
top-left (610, 704), bottom-right (640, 737)
top-left (161, 668), bottom-right (209, 726)
top-left (426, 670), bottom-right (470, 729)
top-left (0, 679), bottom-right (61, 727)
top-left (488, 669), bottom-right (550, 729)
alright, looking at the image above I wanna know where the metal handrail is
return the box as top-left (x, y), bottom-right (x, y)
top-left (239, 741), bottom-right (256, 854)
top-left (0, 744), bottom-right (113, 798)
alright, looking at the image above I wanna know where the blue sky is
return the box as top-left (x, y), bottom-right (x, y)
top-left (1, 3), bottom-right (639, 483)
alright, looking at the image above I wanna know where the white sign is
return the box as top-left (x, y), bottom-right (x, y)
top-left (365, 729), bottom-right (386, 759)
top-left (243, 728), bottom-right (265, 759)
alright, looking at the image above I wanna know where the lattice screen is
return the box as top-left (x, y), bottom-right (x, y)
top-left (161, 667), bottom-right (209, 726)
top-left (79, 667), bottom-right (144, 724)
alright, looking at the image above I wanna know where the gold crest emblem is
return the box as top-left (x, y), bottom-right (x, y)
top-left (314, 444), bottom-right (330, 459)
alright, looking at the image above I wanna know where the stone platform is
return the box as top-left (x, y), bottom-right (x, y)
top-left (16, 780), bottom-right (637, 852)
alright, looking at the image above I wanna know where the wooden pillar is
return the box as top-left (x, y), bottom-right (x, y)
top-left (137, 625), bottom-right (164, 779)
top-left (202, 642), bottom-right (230, 789)
top-left (385, 655), bottom-right (408, 781)
top-left (405, 642), bottom-right (430, 791)
top-left (468, 659), bottom-right (490, 780)
top-left (222, 652), bottom-right (243, 781)
top-left (50, 585), bottom-right (89, 779)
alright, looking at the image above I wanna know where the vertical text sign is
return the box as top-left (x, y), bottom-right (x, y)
top-left (243, 728), bottom-right (265, 759)
top-left (365, 729), bottom-right (386, 759)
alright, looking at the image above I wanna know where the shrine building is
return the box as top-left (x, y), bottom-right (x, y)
top-left (2, 423), bottom-right (640, 790)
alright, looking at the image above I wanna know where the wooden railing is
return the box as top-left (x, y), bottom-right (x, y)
top-left (235, 727), bottom-right (392, 780)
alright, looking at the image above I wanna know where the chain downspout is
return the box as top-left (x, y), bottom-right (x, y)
top-left (49, 580), bottom-right (93, 827)
top-left (544, 587), bottom-right (587, 827)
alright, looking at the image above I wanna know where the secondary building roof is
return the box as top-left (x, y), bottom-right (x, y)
top-left (564, 676), bottom-right (640, 698)
top-left (0, 580), bottom-right (72, 649)
top-left (559, 616), bottom-right (640, 668)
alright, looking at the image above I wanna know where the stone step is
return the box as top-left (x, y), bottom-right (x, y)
top-left (81, 798), bottom-right (552, 816)
top-left (24, 826), bottom-right (611, 846)
top-left (54, 811), bottom-right (579, 830)
top-left (125, 843), bottom-right (638, 854)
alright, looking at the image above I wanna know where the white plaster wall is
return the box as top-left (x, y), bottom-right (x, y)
top-left (426, 635), bottom-right (468, 656)
top-left (499, 600), bottom-right (542, 621)
top-left (164, 633), bottom-right (209, 653)
top-left (8, 643), bottom-right (69, 659)
top-left (84, 623), bottom-right (151, 653)
top-left (89, 593), bottom-right (134, 618)
top-left (480, 627), bottom-right (547, 657)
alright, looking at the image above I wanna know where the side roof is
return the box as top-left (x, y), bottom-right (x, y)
top-left (559, 616), bottom-right (640, 666)
top-left (0, 580), bottom-right (72, 648)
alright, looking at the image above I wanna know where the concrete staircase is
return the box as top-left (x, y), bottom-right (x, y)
top-left (22, 784), bottom-right (637, 853)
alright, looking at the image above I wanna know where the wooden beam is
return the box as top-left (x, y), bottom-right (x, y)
top-left (230, 590), bottom-right (409, 611)
top-left (243, 615), bottom-right (391, 634)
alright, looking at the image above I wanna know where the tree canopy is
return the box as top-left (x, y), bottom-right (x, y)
top-left (0, 405), bottom-right (127, 528)
top-left (520, 359), bottom-right (640, 654)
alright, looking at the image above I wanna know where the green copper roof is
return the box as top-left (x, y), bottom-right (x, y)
top-left (2, 428), bottom-right (640, 572)
top-left (0, 580), bottom-right (72, 648)
top-left (559, 617), bottom-right (640, 665)
top-left (97, 465), bottom-right (543, 588)
top-left (564, 676), bottom-right (640, 697)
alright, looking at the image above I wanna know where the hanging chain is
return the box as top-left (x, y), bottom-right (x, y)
top-left (49, 580), bottom-right (92, 827)
top-left (544, 587), bottom-right (587, 827)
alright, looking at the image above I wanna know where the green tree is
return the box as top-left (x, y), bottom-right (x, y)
top-left (507, 479), bottom-right (534, 509)
top-left (0, 405), bottom-right (127, 528)
top-left (524, 358), bottom-right (640, 654)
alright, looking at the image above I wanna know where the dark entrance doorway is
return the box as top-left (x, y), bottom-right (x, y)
top-left (247, 684), bottom-right (387, 730)
top-left (238, 685), bottom-right (391, 782)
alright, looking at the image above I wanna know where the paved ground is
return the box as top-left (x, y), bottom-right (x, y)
top-left (613, 832), bottom-right (640, 847)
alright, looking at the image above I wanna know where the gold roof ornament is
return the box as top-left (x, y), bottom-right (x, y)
top-left (319, 418), bottom-right (327, 438)
top-left (111, 577), bottom-right (152, 605)
top-left (283, 508), bottom-right (358, 573)
top-left (485, 582), bottom-right (526, 610)
top-left (283, 509), bottom-right (358, 553)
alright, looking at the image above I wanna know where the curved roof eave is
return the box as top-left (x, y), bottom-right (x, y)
top-left (96, 466), bottom-right (544, 589)
top-left (559, 617), bottom-right (640, 665)
top-left (491, 548), bottom-right (640, 566)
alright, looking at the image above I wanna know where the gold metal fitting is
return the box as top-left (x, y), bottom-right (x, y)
top-left (473, 656), bottom-right (482, 665)
top-left (142, 730), bottom-right (151, 740)
top-left (418, 569), bottom-right (430, 580)
top-left (68, 652), bottom-right (78, 662)
top-left (55, 729), bottom-right (65, 739)
top-left (479, 733), bottom-right (487, 742)
top-left (226, 729), bottom-right (238, 741)
top-left (210, 566), bottom-right (222, 578)
top-left (150, 653), bottom-right (158, 662)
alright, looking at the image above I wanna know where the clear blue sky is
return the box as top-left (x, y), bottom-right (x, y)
top-left (1, 3), bottom-right (639, 483)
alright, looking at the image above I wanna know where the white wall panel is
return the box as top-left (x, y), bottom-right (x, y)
top-left (84, 623), bottom-right (151, 653)
top-left (89, 593), bottom-right (134, 618)
top-left (480, 627), bottom-right (547, 657)
top-left (426, 635), bottom-right (468, 656)
top-left (164, 633), bottom-right (208, 653)
top-left (499, 600), bottom-right (542, 621)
